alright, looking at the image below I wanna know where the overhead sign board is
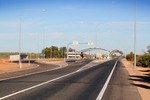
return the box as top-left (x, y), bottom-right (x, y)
top-left (88, 41), bottom-right (94, 45)
top-left (73, 41), bottom-right (79, 45)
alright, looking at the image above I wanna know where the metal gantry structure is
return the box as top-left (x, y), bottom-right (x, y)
top-left (79, 47), bottom-right (110, 59)
top-left (66, 41), bottom-right (93, 59)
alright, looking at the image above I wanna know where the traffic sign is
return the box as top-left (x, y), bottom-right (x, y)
top-left (73, 41), bottom-right (79, 45)
top-left (40, 53), bottom-right (44, 56)
top-left (88, 41), bottom-right (94, 45)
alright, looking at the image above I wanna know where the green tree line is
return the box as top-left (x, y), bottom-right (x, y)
top-left (41, 46), bottom-right (75, 58)
top-left (126, 46), bottom-right (150, 67)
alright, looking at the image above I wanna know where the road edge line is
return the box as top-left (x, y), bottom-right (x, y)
top-left (0, 71), bottom-right (77, 100)
top-left (0, 65), bottom-right (62, 82)
top-left (96, 59), bottom-right (118, 100)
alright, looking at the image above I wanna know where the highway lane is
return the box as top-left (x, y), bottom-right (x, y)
top-left (0, 58), bottom-right (141, 100)
top-left (0, 60), bottom-right (92, 98)
top-left (102, 60), bottom-right (141, 100)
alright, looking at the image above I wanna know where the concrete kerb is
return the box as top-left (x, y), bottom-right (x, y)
top-left (37, 61), bottom-right (68, 68)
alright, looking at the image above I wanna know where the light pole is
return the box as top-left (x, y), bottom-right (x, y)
top-left (19, 9), bottom-right (46, 69)
top-left (134, 0), bottom-right (137, 69)
top-left (28, 33), bottom-right (32, 66)
top-left (38, 25), bottom-right (46, 60)
top-left (51, 46), bottom-right (52, 58)
top-left (42, 26), bottom-right (45, 61)
top-left (96, 25), bottom-right (98, 60)
top-left (37, 33), bottom-right (39, 60)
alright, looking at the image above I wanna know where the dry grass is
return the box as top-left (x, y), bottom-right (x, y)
top-left (0, 62), bottom-right (33, 72)
top-left (36, 58), bottom-right (64, 62)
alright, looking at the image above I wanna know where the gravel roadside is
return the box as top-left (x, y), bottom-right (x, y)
top-left (122, 59), bottom-right (150, 100)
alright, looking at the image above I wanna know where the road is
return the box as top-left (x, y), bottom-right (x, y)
top-left (0, 58), bottom-right (141, 100)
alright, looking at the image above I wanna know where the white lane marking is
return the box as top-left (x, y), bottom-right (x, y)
top-left (0, 60), bottom-right (115, 100)
top-left (0, 62), bottom-right (68, 81)
top-left (0, 60), bottom-right (111, 100)
top-left (76, 60), bottom-right (110, 72)
top-left (96, 60), bottom-right (118, 100)
top-left (0, 71), bottom-right (77, 100)
top-left (0, 65), bottom-right (62, 82)
top-left (76, 61), bottom-right (95, 72)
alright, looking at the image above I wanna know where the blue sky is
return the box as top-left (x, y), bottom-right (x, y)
top-left (0, 0), bottom-right (150, 55)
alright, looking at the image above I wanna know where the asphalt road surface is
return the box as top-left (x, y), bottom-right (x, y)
top-left (0, 58), bottom-right (141, 100)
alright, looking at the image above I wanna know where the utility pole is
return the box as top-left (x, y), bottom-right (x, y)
top-left (134, 0), bottom-right (137, 69)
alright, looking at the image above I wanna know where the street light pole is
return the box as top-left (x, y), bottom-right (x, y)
top-left (51, 46), bottom-right (52, 58)
top-left (134, 0), bottom-right (137, 69)
top-left (43, 26), bottom-right (45, 61)
top-left (19, 11), bottom-right (24, 69)
top-left (96, 25), bottom-right (98, 60)
top-left (99, 33), bottom-right (101, 60)
top-left (37, 33), bottom-right (39, 60)
top-left (67, 43), bottom-right (72, 59)
top-left (19, 9), bottom-right (46, 69)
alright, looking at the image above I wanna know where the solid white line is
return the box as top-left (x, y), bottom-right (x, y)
top-left (0, 62), bottom-right (68, 81)
top-left (96, 60), bottom-right (118, 100)
top-left (76, 60), bottom-right (110, 72)
top-left (0, 71), bottom-right (77, 100)
top-left (0, 60), bottom-right (115, 100)
top-left (0, 65), bottom-right (62, 82)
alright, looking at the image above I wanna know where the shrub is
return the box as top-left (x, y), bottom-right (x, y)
top-left (136, 54), bottom-right (150, 67)
top-left (126, 52), bottom-right (134, 61)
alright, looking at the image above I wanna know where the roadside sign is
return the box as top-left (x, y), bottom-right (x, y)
top-left (40, 53), bottom-right (44, 56)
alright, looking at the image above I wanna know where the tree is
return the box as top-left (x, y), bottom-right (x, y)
top-left (60, 47), bottom-right (67, 58)
top-left (41, 46), bottom-right (75, 58)
top-left (137, 54), bottom-right (150, 67)
top-left (45, 47), bottom-right (51, 58)
top-left (69, 48), bottom-right (75, 52)
top-left (147, 46), bottom-right (150, 54)
top-left (126, 52), bottom-right (134, 61)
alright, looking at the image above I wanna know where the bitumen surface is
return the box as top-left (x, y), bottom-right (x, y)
top-left (0, 58), bottom-right (141, 100)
